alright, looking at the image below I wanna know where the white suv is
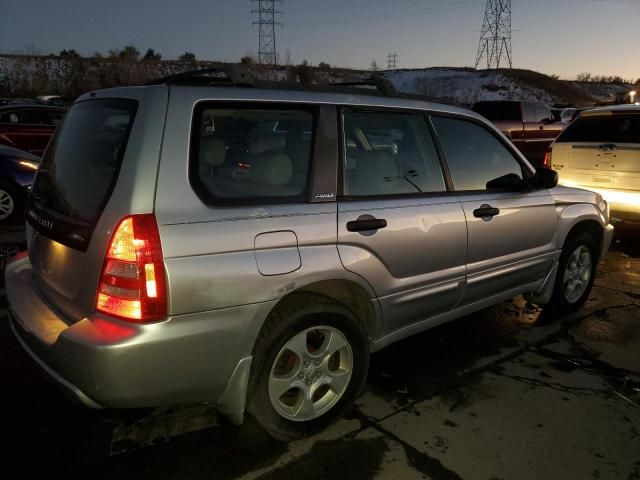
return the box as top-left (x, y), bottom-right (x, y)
top-left (550, 105), bottom-right (640, 224)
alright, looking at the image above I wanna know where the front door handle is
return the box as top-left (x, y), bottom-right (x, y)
top-left (347, 218), bottom-right (388, 233)
top-left (473, 205), bottom-right (500, 219)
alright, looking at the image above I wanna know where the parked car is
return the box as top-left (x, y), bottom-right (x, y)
top-left (548, 105), bottom-right (640, 224)
top-left (36, 95), bottom-right (67, 107)
top-left (6, 69), bottom-right (613, 441)
top-left (0, 144), bottom-right (39, 227)
top-left (472, 100), bottom-right (565, 167)
top-left (0, 104), bottom-right (66, 155)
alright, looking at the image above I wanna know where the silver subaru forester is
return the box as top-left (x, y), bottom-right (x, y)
top-left (6, 69), bottom-right (614, 440)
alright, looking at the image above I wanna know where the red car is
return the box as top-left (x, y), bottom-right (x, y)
top-left (0, 105), bottom-right (66, 156)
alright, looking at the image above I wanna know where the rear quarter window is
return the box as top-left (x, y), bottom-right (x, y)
top-left (190, 104), bottom-right (315, 206)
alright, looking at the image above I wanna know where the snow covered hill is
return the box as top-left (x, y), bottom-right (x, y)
top-left (383, 67), bottom-right (632, 107)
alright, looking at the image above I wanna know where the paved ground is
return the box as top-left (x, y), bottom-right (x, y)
top-left (1, 229), bottom-right (639, 480)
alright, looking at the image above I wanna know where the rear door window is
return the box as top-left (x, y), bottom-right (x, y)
top-left (31, 99), bottom-right (137, 230)
top-left (190, 104), bottom-right (314, 205)
top-left (556, 114), bottom-right (640, 144)
top-left (342, 110), bottom-right (446, 196)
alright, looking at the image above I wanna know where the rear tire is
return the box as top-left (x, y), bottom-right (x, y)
top-left (546, 231), bottom-right (598, 314)
top-left (247, 293), bottom-right (369, 441)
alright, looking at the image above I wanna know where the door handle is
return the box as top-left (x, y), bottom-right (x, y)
top-left (473, 205), bottom-right (500, 219)
top-left (347, 218), bottom-right (388, 233)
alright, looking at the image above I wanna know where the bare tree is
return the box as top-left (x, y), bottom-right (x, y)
top-left (370, 59), bottom-right (379, 72)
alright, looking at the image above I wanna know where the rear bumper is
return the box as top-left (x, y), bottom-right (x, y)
top-left (6, 256), bottom-right (273, 409)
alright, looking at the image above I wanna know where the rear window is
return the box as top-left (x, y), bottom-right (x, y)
top-left (472, 102), bottom-right (521, 122)
top-left (190, 104), bottom-right (314, 206)
top-left (32, 99), bottom-right (137, 223)
top-left (557, 113), bottom-right (640, 144)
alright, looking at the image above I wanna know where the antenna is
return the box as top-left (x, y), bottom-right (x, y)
top-left (251, 0), bottom-right (283, 65)
top-left (475, 0), bottom-right (512, 70)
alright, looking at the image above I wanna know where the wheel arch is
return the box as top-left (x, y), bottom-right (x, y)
top-left (269, 279), bottom-right (381, 343)
top-left (557, 203), bottom-right (606, 257)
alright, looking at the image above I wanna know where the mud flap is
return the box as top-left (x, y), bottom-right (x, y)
top-left (524, 261), bottom-right (559, 305)
top-left (217, 356), bottom-right (252, 425)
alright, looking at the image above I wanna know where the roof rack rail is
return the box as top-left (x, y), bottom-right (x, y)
top-left (328, 76), bottom-right (397, 96)
top-left (147, 64), bottom-right (255, 87)
top-left (145, 66), bottom-right (463, 108)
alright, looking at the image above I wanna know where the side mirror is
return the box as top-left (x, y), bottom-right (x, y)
top-left (486, 173), bottom-right (527, 191)
top-left (541, 117), bottom-right (554, 125)
top-left (533, 167), bottom-right (558, 189)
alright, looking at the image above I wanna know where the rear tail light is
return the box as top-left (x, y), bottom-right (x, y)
top-left (543, 149), bottom-right (552, 169)
top-left (97, 215), bottom-right (167, 322)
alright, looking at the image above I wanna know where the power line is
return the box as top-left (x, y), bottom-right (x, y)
top-left (251, 0), bottom-right (283, 65)
top-left (387, 52), bottom-right (398, 70)
top-left (474, 0), bottom-right (512, 69)
top-left (287, 0), bottom-right (481, 26)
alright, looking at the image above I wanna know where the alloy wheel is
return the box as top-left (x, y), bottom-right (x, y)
top-left (268, 326), bottom-right (353, 422)
top-left (563, 245), bottom-right (593, 304)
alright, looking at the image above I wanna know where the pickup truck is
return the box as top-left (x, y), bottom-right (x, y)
top-left (472, 101), bottom-right (565, 167)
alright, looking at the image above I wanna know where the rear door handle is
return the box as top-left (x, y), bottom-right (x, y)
top-left (347, 218), bottom-right (388, 233)
top-left (473, 205), bottom-right (500, 219)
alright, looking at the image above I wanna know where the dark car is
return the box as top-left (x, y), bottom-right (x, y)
top-left (0, 105), bottom-right (65, 156)
top-left (0, 144), bottom-right (39, 227)
top-left (472, 101), bottom-right (565, 167)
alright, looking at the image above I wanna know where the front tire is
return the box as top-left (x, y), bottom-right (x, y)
top-left (546, 231), bottom-right (598, 314)
top-left (247, 293), bottom-right (369, 441)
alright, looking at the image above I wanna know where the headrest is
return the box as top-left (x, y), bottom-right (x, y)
top-left (199, 138), bottom-right (226, 167)
top-left (251, 152), bottom-right (293, 186)
top-left (352, 127), bottom-right (372, 150)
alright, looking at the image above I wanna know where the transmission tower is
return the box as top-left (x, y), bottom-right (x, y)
top-left (474, 0), bottom-right (512, 70)
top-left (252, 0), bottom-right (283, 65)
top-left (387, 52), bottom-right (398, 70)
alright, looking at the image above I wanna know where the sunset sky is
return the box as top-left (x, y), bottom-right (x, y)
top-left (1, 0), bottom-right (638, 79)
